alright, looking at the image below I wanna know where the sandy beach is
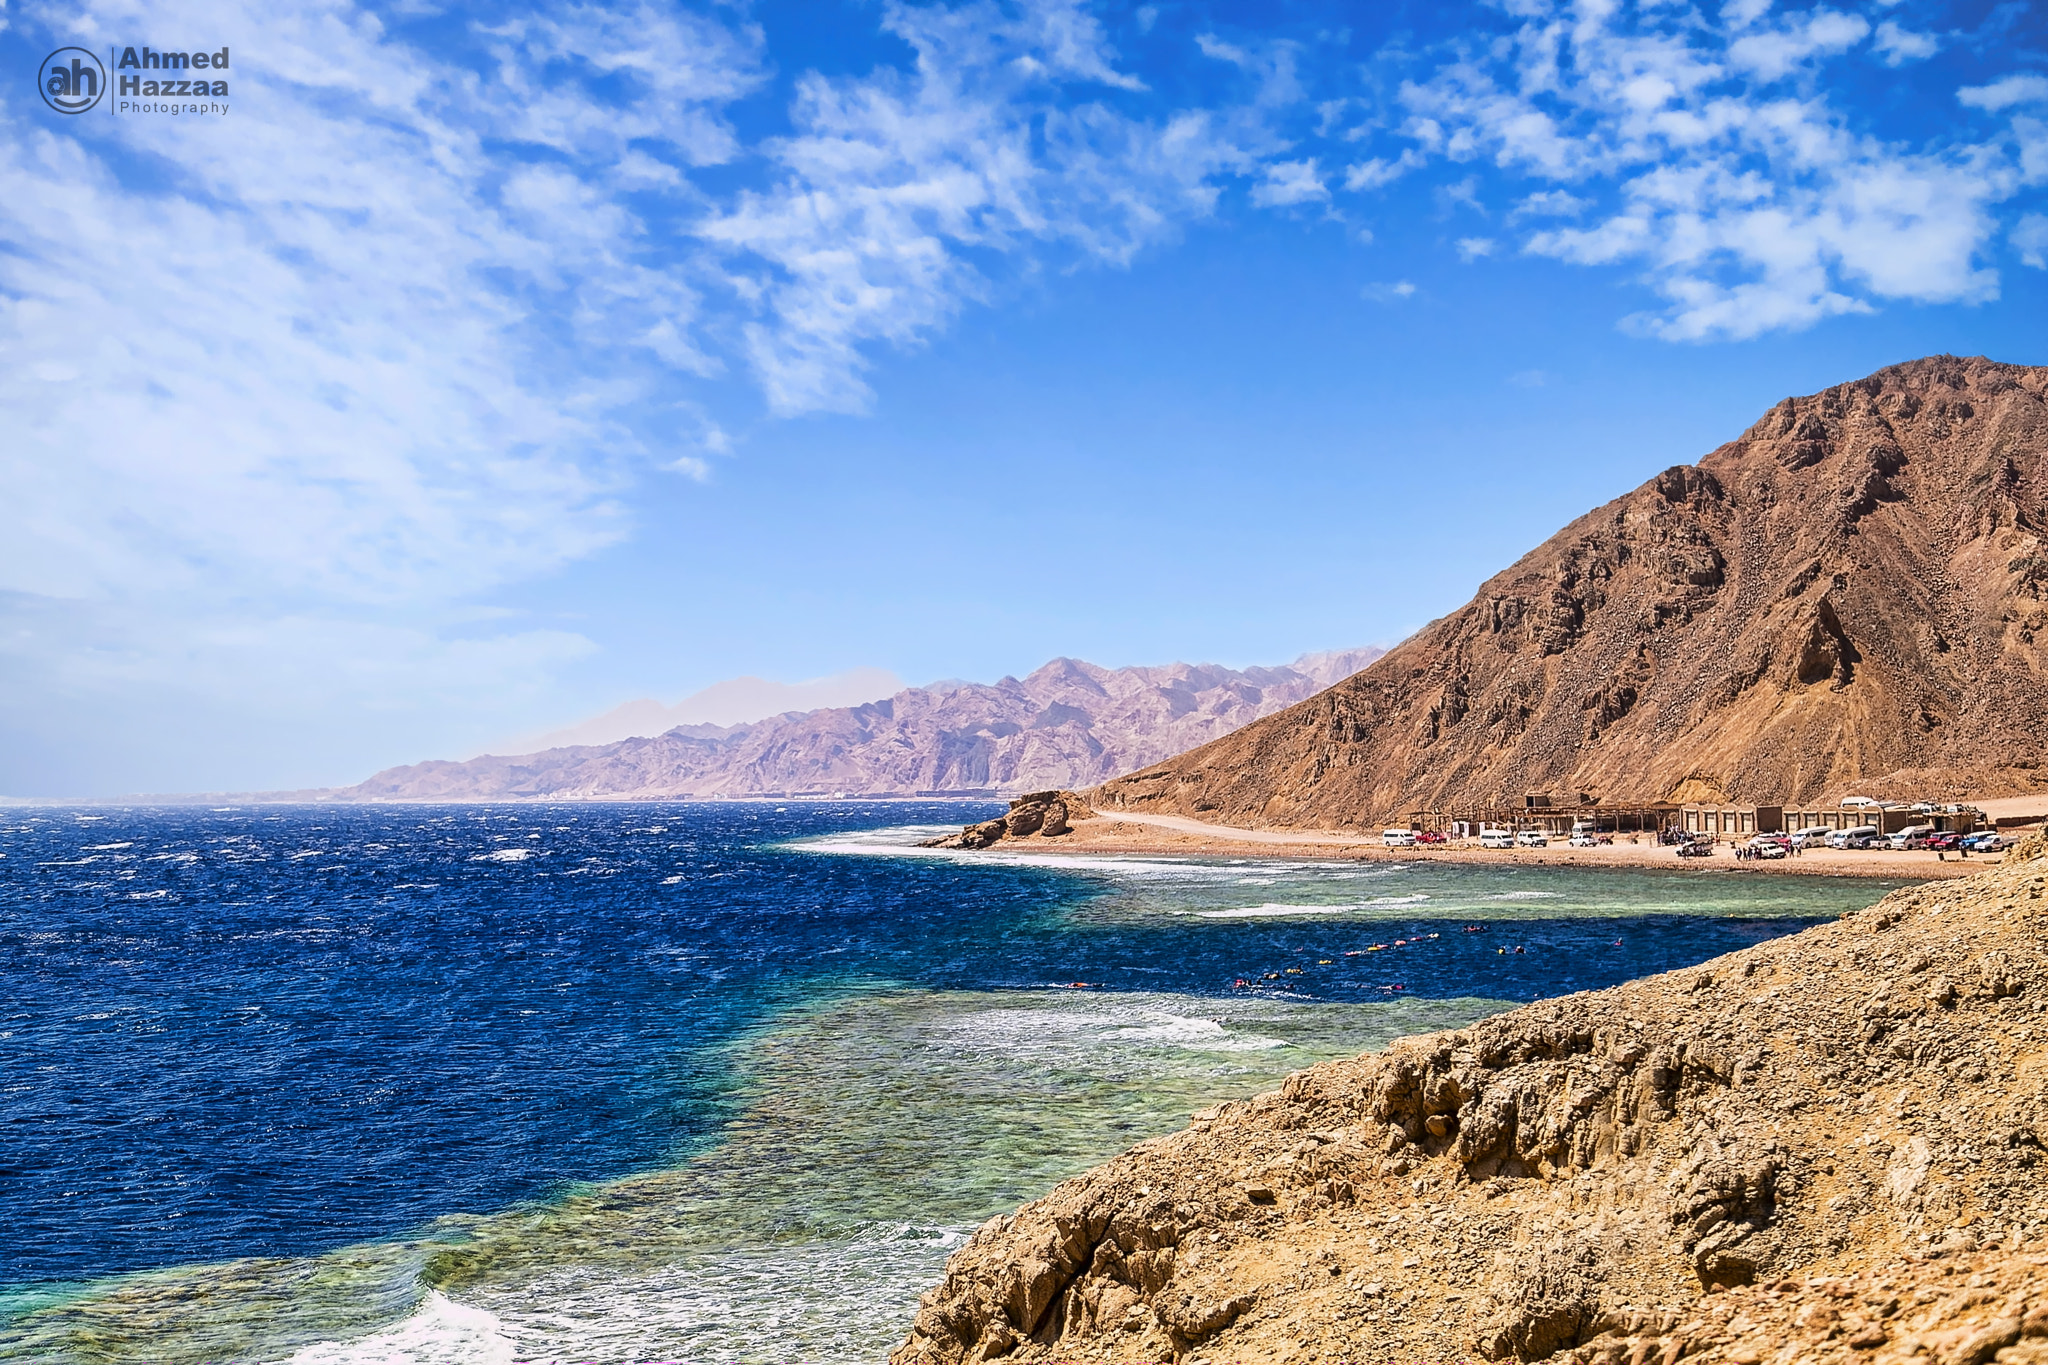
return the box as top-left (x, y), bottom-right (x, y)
top-left (1046, 807), bottom-right (2008, 880)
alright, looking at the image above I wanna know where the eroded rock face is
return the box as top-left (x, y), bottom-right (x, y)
top-left (923, 792), bottom-right (1089, 850)
top-left (1094, 356), bottom-right (2048, 825)
top-left (892, 838), bottom-right (2048, 1365)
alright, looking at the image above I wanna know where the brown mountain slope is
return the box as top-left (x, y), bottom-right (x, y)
top-left (1093, 355), bottom-right (2048, 829)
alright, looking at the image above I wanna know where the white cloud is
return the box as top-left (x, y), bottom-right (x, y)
top-left (701, 0), bottom-right (1253, 416)
top-left (1871, 20), bottom-right (1939, 66)
top-left (1251, 158), bottom-right (1329, 206)
top-left (1457, 236), bottom-right (1498, 260)
top-left (4, 0), bottom-right (752, 608)
top-left (1726, 11), bottom-right (1869, 82)
top-left (1510, 189), bottom-right (1591, 219)
top-left (1721, 0), bottom-right (1773, 30)
top-left (0, 0), bottom-right (767, 777)
top-left (1344, 149), bottom-right (1426, 191)
top-left (1384, 0), bottom-right (2030, 339)
top-left (1960, 75), bottom-right (2048, 113)
top-left (2017, 214), bottom-right (2048, 269)
top-left (1361, 279), bottom-right (1418, 301)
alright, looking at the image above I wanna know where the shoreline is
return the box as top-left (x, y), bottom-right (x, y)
top-left (1035, 808), bottom-right (1989, 881)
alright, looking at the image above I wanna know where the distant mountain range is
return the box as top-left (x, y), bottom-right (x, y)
top-left (1096, 355), bottom-right (2048, 828)
top-left (336, 648), bottom-right (1386, 801)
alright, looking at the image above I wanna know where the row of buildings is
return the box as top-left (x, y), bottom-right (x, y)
top-left (1412, 793), bottom-right (1995, 839)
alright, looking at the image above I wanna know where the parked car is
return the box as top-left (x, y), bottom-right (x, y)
top-left (1677, 838), bottom-right (1715, 858)
top-left (1888, 823), bottom-right (1936, 850)
top-left (1415, 830), bottom-right (1447, 844)
top-left (1568, 833), bottom-right (1598, 847)
top-left (1382, 828), bottom-right (1418, 847)
top-left (1789, 826), bottom-right (1832, 850)
top-left (1925, 831), bottom-right (1964, 851)
top-left (1479, 829), bottom-right (1515, 849)
top-left (1963, 832), bottom-right (2012, 852)
top-left (1516, 830), bottom-right (1549, 848)
top-left (1827, 825), bottom-right (1882, 850)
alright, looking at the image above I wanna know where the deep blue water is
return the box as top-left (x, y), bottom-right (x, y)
top-left (0, 802), bottom-right (1895, 1288)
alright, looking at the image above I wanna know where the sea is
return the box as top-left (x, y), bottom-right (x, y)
top-left (0, 802), bottom-right (1905, 1364)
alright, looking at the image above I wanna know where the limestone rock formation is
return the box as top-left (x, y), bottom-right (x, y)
top-left (340, 650), bottom-right (1384, 801)
top-left (892, 837), bottom-right (2048, 1364)
top-left (1094, 356), bottom-right (2048, 828)
top-left (923, 791), bottom-right (1090, 849)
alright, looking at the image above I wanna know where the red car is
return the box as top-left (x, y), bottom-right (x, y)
top-left (1926, 831), bottom-right (1964, 850)
top-left (1415, 830), bottom-right (1448, 844)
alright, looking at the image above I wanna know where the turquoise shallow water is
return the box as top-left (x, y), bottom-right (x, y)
top-left (0, 803), bottom-right (1902, 1363)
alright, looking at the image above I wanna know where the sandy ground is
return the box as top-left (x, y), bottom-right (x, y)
top-left (1041, 807), bottom-right (2015, 880)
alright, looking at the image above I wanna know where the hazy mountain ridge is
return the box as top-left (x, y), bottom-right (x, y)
top-left (1096, 356), bottom-right (2048, 827)
top-left (341, 648), bottom-right (1386, 800)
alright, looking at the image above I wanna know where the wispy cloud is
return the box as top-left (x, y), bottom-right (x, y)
top-left (700, 0), bottom-right (1253, 416)
top-left (2017, 214), bottom-right (2048, 269)
top-left (1871, 20), bottom-right (1940, 67)
top-left (1251, 158), bottom-right (1329, 206)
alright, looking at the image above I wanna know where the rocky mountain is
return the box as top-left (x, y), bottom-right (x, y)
top-left (1095, 356), bottom-right (2048, 829)
top-left (894, 838), bottom-right (2048, 1365)
top-left (340, 649), bottom-right (1384, 801)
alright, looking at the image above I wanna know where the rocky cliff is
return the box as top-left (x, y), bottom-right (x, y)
top-left (342, 650), bottom-right (1383, 801)
top-left (893, 837), bottom-right (2048, 1365)
top-left (1094, 356), bottom-right (2048, 828)
top-left (922, 790), bottom-right (1091, 849)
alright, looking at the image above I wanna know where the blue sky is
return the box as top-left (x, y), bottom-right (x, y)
top-left (2, 0), bottom-right (2044, 795)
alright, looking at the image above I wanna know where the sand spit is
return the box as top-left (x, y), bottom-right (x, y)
top-left (892, 837), bottom-right (2048, 1364)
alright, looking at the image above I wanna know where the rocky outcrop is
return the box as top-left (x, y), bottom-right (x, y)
top-left (923, 792), bottom-right (1090, 849)
top-left (1094, 357), bottom-right (2048, 827)
top-left (893, 837), bottom-right (2048, 1364)
top-left (337, 650), bottom-right (1384, 801)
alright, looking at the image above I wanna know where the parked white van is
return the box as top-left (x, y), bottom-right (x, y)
top-left (1827, 825), bottom-right (1881, 850)
top-left (1789, 826), bottom-right (1832, 849)
top-left (1887, 823), bottom-right (1936, 849)
top-left (1382, 828), bottom-right (1418, 847)
top-left (1479, 829), bottom-right (1515, 849)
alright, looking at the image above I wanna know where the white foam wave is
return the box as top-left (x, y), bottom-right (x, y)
top-left (947, 1000), bottom-right (1291, 1057)
top-left (287, 1290), bottom-right (516, 1365)
top-left (473, 848), bottom-right (534, 863)
top-left (1098, 1016), bottom-right (1287, 1051)
top-left (1196, 892), bottom-right (1432, 919)
top-left (1486, 891), bottom-right (1563, 900)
